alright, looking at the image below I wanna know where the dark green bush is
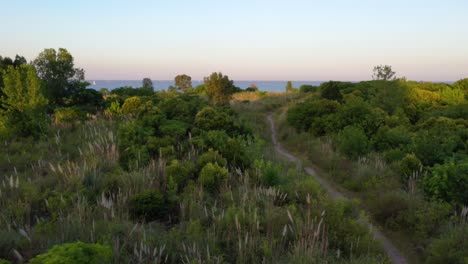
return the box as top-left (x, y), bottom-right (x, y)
top-left (399, 153), bottom-right (422, 182)
top-left (198, 162), bottom-right (228, 193)
top-left (425, 225), bottom-right (468, 264)
top-left (196, 148), bottom-right (227, 172)
top-left (129, 189), bottom-right (167, 222)
top-left (336, 126), bottom-right (370, 159)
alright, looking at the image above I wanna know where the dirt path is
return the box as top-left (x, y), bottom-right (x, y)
top-left (267, 115), bottom-right (408, 264)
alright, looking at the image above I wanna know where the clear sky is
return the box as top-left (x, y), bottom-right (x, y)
top-left (1, 0), bottom-right (467, 81)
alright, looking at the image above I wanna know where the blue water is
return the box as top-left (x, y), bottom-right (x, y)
top-left (86, 80), bottom-right (323, 92)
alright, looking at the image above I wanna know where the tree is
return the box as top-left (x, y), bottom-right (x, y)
top-left (372, 65), bottom-right (396, 81)
top-left (175, 74), bottom-right (192, 92)
top-left (204, 72), bottom-right (235, 105)
top-left (0, 65), bottom-right (48, 137)
top-left (142, 77), bottom-right (153, 90)
top-left (320, 81), bottom-right (343, 101)
top-left (33, 48), bottom-right (87, 105)
top-left (285, 81), bottom-right (294, 92)
top-left (0, 55), bottom-right (27, 95)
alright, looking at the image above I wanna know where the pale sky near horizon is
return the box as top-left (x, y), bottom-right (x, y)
top-left (1, 0), bottom-right (467, 81)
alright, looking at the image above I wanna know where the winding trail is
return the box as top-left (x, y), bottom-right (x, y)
top-left (267, 115), bottom-right (408, 264)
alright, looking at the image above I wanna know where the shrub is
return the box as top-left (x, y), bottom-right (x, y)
top-left (254, 160), bottom-right (282, 187)
top-left (166, 159), bottom-right (193, 190)
top-left (423, 160), bottom-right (468, 205)
top-left (299, 84), bottom-right (318, 93)
top-left (399, 153), bottom-right (422, 182)
top-left (29, 241), bottom-right (111, 264)
top-left (425, 225), bottom-right (468, 264)
top-left (198, 162), bottom-right (228, 193)
top-left (129, 189), bottom-right (167, 222)
top-left (336, 126), bottom-right (370, 159)
top-left (369, 191), bottom-right (411, 229)
top-left (197, 149), bottom-right (227, 172)
top-left (320, 81), bottom-right (343, 101)
top-left (54, 107), bottom-right (87, 125)
top-left (121, 96), bottom-right (142, 116)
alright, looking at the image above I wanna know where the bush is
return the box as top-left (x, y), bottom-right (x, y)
top-left (121, 96), bottom-right (142, 116)
top-left (54, 107), bottom-right (87, 125)
top-left (399, 153), bottom-right (422, 182)
top-left (197, 149), bottom-right (227, 172)
top-left (29, 241), bottom-right (111, 264)
top-left (423, 160), bottom-right (468, 205)
top-left (198, 162), bottom-right (228, 193)
top-left (166, 159), bottom-right (193, 190)
top-left (299, 84), bottom-right (318, 93)
top-left (336, 126), bottom-right (370, 159)
top-left (425, 225), bottom-right (468, 264)
top-left (129, 189), bottom-right (167, 222)
top-left (369, 191), bottom-right (411, 229)
top-left (320, 81), bottom-right (343, 101)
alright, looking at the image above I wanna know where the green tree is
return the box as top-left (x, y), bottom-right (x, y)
top-left (204, 72), bottom-right (235, 105)
top-left (175, 74), bottom-right (192, 92)
top-left (320, 81), bottom-right (343, 101)
top-left (285, 81), bottom-right (294, 92)
top-left (33, 48), bottom-right (87, 105)
top-left (142, 78), bottom-right (153, 90)
top-left (372, 65), bottom-right (396, 81)
top-left (0, 55), bottom-right (27, 97)
top-left (0, 65), bottom-right (48, 138)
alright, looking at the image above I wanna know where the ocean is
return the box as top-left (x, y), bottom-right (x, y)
top-left (86, 80), bottom-right (324, 92)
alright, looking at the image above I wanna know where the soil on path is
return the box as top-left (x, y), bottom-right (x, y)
top-left (267, 115), bottom-right (408, 264)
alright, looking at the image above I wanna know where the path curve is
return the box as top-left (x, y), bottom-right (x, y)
top-left (267, 115), bottom-right (408, 264)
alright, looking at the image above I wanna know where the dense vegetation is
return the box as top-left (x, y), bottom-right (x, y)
top-left (285, 77), bottom-right (467, 262)
top-left (0, 50), bottom-right (390, 263)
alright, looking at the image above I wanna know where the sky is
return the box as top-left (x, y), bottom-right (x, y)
top-left (1, 0), bottom-right (467, 81)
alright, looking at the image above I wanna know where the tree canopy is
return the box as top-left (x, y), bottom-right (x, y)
top-left (175, 74), bottom-right (192, 92)
top-left (372, 65), bottom-right (396, 81)
top-left (33, 48), bottom-right (87, 106)
top-left (204, 72), bottom-right (235, 105)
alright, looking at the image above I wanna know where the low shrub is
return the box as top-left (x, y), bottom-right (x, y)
top-left (29, 242), bottom-right (111, 264)
top-left (198, 162), bottom-right (228, 193)
top-left (129, 190), bottom-right (167, 222)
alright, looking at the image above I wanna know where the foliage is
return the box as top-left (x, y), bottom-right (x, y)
top-left (423, 160), bottom-right (468, 205)
top-left (33, 48), bottom-right (86, 105)
top-left (299, 84), bottom-right (318, 93)
top-left (204, 72), bottom-right (235, 105)
top-left (425, 225), bottom-right (468, 264)
top-left (129, 190), bottom-right (168, 222)
top-left (285, 81), bottom-right (295, 92)
top-left (121, 96), bottom-right (142, 117)
top-left (320, 81), bottom-right (343, 101)
top-left (336, 125), bottom-right (370, 159)
top-left (175, 74), bottom-right (192, 92)
top-left (142, 78), bottom-right (153, 90)
top-left (54, 107), bottom-right (88, 125)
top-left (399, 153), bottom-right (422, 181)
top-left (372, 65), bottom-right (396, 81)
top-left (0, 64), bottom-right (48, 138)
top-left (198, 162), bottom-right (228, 193)
top-left (196, 149), bottom-right (227, 171)
top-left (29, 242), bottom-right (111, 264)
